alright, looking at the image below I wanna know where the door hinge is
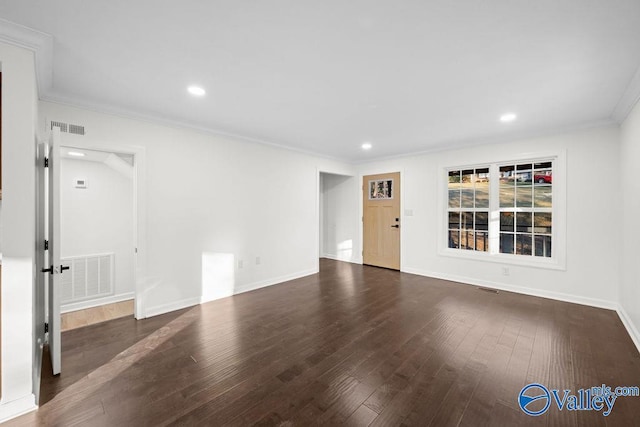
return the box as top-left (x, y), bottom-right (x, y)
top-left (44, 157), bottom-right (49, 168)
top-left (44, 240), bottom-right (49, 251)
top-left (44, 323), bottom-right (49, 334)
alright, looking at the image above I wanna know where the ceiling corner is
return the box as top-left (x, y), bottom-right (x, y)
top-left (611, 64), bottom-right (640, 124)
top-left (0, 18), bottom-right (53, 96)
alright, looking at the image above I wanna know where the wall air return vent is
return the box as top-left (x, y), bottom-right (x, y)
top-left (69, 124), bottom-right (85, 135)
top-left (50, 120), bottom-right (85, 136)
top-left (60, 253), bottom-right (114, 304)
top-left (50, 120), bottom-right (68, 133)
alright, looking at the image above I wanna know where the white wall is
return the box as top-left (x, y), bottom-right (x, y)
top-left (357, 126), bottom-right (622, 308)
top-left (60, 157), bottom-right (135, 307)
top-left (39, 101), bottom-right (355, 317)
top-left (320, 173), bottom-right (358, 263)
top-left (620, 100), bottom-right (640, 347)
top-left (0, 42), bottom-right (38, 420)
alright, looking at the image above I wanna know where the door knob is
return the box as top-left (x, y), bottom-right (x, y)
top-left (60, 265), bottom-right (70, 272)
top-left (391, 225), bottom-right (399, 228)
top-left (41, 267), bottom-right (54, 275)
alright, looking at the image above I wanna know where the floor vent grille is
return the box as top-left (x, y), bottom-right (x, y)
top-left (477, 287), bottom-right (499, 294)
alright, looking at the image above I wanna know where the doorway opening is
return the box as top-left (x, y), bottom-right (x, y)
top-left (318, 172), bottom-right (357, 264)
top-left (57, 146), bottom-right (137, 330)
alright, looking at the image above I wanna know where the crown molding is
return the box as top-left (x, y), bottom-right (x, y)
top-left (0, 18), bottom-right (53, 95)
top-left (612, 64), bottom-right (640, 123)
top-left (352, 118), bottom-right (618, 164)
top-left (40, 92), bottom-right (348, 164)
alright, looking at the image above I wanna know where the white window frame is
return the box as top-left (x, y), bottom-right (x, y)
top-left (438, 150), bottom-right (566, 270)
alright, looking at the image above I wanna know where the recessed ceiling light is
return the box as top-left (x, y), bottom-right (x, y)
top-left (500, 113), bottom-right (517, 123)
top-left (68, 151), bottom-right (85, 157)
top-left (362, 142), bottom-right (372, 150)
top-left (187, 85), bottom-right (206, 97)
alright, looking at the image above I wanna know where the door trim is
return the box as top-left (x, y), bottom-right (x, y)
top-left (358, 169), bottom-right (404, 270)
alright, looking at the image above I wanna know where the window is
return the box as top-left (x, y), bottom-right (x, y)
top-left (445, 158), bottom-right (556, 263)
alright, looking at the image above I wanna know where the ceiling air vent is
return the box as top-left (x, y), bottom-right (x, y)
top-left (50, 120), bottom-right (85, 136)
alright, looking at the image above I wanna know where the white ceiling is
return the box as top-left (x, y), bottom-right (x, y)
top-left (1, 1), bottom-right (640, 162)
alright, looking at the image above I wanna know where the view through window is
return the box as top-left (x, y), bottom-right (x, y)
top-left (447, 160), bottom-right (553, 258)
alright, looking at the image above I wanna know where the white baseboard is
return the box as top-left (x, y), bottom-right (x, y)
top-left (616, 305), bottom-right (640, 355)
top-left (0, 394), bottom-right (36, 423)
top-left (402, 267), bottom-right (618, 310)
top-left (143, 296), bottom-right (201, 318)
top-left (321, 254), bottom-right (360, 265)
top-left (143, 269), bottom-right (318, 318)
top-left (402, 266), bottom-right (640, 353)
top-left (233, 268), bottom-right (318, 295)
top-left (61, 292), bottom-right (135, 314)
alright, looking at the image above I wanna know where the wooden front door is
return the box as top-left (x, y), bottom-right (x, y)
top-left (363, 172), bottom-right (400, 270)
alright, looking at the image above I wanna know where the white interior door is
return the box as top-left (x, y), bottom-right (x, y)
top-left (47, 129), bottom-right (63, 375)
top-left (34, 141), bottom-right (48, 401)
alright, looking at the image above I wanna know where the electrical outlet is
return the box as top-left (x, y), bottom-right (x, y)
top-left (256, 256), bottom-right (261, 265)
top-left (502, 267), bottom-right (510, 276)
top-left (238, 260), bottom-right (244, 269)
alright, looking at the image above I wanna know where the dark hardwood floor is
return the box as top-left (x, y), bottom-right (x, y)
top-left (7, 259), bottom-right (640, 426)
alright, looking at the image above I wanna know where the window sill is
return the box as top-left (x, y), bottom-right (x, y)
top-left (438, 248), bottom-right (566, 271)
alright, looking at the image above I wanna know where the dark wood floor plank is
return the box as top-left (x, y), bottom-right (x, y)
top-left (5, 259), bottom-right (640, 426)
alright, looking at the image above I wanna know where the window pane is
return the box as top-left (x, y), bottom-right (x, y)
top-left (500, 233), bottom-right (514, 254)
top-left (534, 185), bottom-right (552, 208)
top-left (448, 212), bottom-right (460, 229)
top-left (534, 235), bottom-right (552, 257)
top-left (448, 230), bottom-right (460, 248)
top-left (461, 231), bottom-right (474, 250)
top-left (475, 168), bottom-right (489, 208)
top-left (500, 212), bottom-right (514, 232)
top-left (534, 161), bottom-right (552, 169)
top-left (448, 170), bottom-right (461, 188)
top-left (462, 212), bottom-right (474, 230)
top-left (461, 188), bottom-right (474, 208)
top-left (499, 165), bottom-right (515, 207)
top-left (449, 189), bottom-right (460, 208)
top-left (516, 163), bottom-right (533, 171)
top-left (475, 184), bottom-right (489, 208)
top-left (475, 212), bottom-right (489, 231)
top-left (534, 168), bottom-right (552, 185)
top-left (534, 212), bottom-right (552, 234)
top-left (475, 232), bottom-right (488, 252)
top-left (516, 234), bottom-right (532, 255)
top-left (516, 183), bottom-right (532, 207)
top-left (499, 165), bottom-right (515, 183)
top-left (516, 170), bottom-right (531, 183)
top-left (461, 170), bottom-right (474, 208)
top-left (500, 186), bottom-right (515, 207)
top-left (476, 168), bottom-right (489, 179)
top-left (516, 212), bottom-right (532, 233)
